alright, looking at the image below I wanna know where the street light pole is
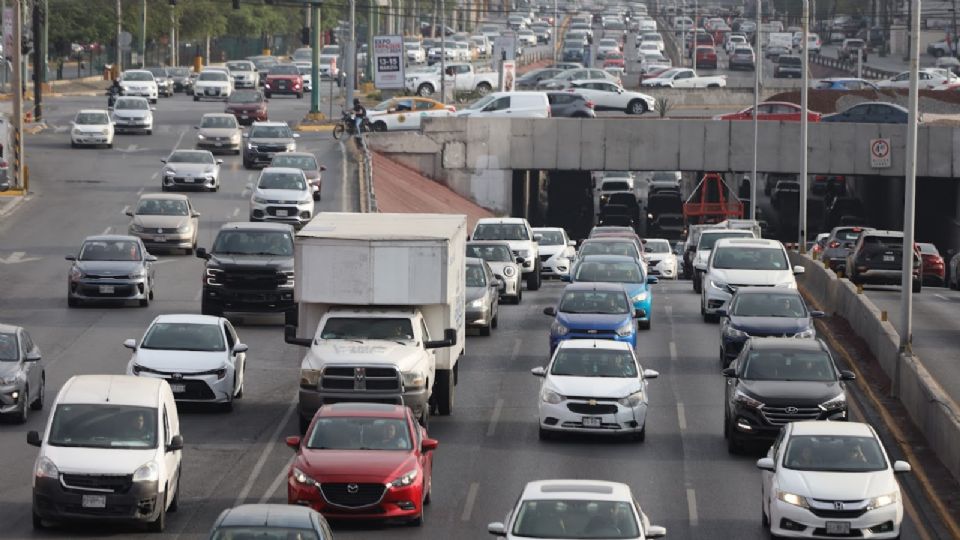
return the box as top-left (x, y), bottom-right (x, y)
top-left (900, 0), bottom-right (921, 356)
top-left (440, 0), bottom-right (446, 103)
top-left (692, 0), bottom-right (697, 72)
top-left (310, 1), bottom-right (321, 114)
top-left (141, 0), bottom-right (147, 68)
top-left (553, 0), bottom-right (557, 62)
top-left (345, 0), bottom-right (356, 108)
top-left (799, 0), bottom-right (809, 251)
top-left (750, 0), bottom-right (760, 221)
top-left (116, 0), bottom-right (122, 76)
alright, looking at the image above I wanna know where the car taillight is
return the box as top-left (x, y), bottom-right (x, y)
top-left (565, 88), bottom-right (575, 92)
top-left (829, 241), bottom-right (841, 248)
top-left (447, 106), bottom-right (457, 112)
top-left (585, 101), bottom-right (594, 109)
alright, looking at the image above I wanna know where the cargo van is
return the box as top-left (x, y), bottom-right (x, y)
top-left (457, 91), bottom-right (551, 118)
top-left (28, 375), bottom-right (183, 532)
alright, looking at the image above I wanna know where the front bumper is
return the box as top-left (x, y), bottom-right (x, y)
top-left (731, 405), bottom-right (847, 442)
top-left (703, 284), bottom-right (733, 314)
top-left (0, 383), bottom-right (25, 414)
top-left (33, 476), bottom-right (162, 524)
top-left (244, 147), bottom-right (293, 166)
top-left (265, 81), bottom-right (302, 95)
top-left (539, 398), bottom-right (647, 435)
top-left (202, 285), bottom-right (295, 313)
top-left (648, 259), bottom-right (677, 278)
top-left (131, 369), bottom-right (234, 402)
top-left (288, 477), bottom-right (424, 522)
top-left (71, 133), bottom-right (111, 145)
top-left (540, 254), bottom-right (571, 276)
top-left (228, 109), bottom-right (268, 124)
top-left (163, 172), bottom-right (218, 190)
top-left (195, 86), bottom-right (230, 99)
top-left (466, 305), bottom-right (492, 327)
top-left (234, 77), bottom-right (257, 88)
top-left (123, 88), bottom-right (158, 100)
top-left (197, 138), bottom-right (240, 152)
top-left (299, 386), bottom-right (429, 423)
top-left (113, 119), bottom-right (152, 132)
top-left (69, 277), bottom-right (148, 302)
top-left (250, 201), bottom-right (313, 227)
top-left (853, 268), bottom-right (917, 286)
top-left (770, 497), bottom-right (901, 539)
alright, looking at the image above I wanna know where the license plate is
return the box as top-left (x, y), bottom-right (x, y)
top-left (582, 416), bottom-right (602, 427)
top-left (215, 142), bottom-right (223, 146)
top-left (186, 177), bottom-right (196, 183)
top-left (170, 383), bottom-right (186, 393)
top-left (241, 115), bottom-right (249, 119)
top-left (883, 255), bottom-right (894, 262)
top-left (154, 236), bottom-right (167, 242)
top-left (82, 495), bottom-right (106, 508)
top-left (276, 209), bottom-right (289, 217)
top-left (825, 522), bottom-right (850, 535)
top-left (99, 285), bottom-right (115, 294)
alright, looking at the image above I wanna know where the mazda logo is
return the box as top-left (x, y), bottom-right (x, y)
top-left (588, 399), bottom-right (597, 406)
top-left (347, 483), bottom-right (359, 494)
top-left (157, 228), bottom-right (163, 234)
top-left (785, 406), bottom-right (799, 414)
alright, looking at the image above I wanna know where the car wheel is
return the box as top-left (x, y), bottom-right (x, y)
top-left (479, 323), bottom-right (491, 336)
top-left (693, 275), bottom-right (702, 293)
top-left (634, 425), bottom-right (646, 442)
top-left (146, 129), bottom-right (153, 135)
top-left (538, 426), bottom-right (553, 441)
top-left (762, 502), bottom-right (770, 527)
top-left (70, 141), bottom-right (78, 148)
top-left (913, 280), bottom-right (922, 293)
top-left (30, 373), bottom-right (44, 410)
top-left (627, 99), bottom-right (646, 114)
top-left (491, 310), bottom-right (499, 329)
top-left (639, 319), bottom-right (651, 330)
top-left (148, 495), bottom-right (166, 532)
top-left (476, 82), bottom-right (493, 95)
top-left (408, 510), bottom-right (424, 527)
top-left (235, 372), bottom-right (243, 399)
top-left (139, 296), bottom-right (150, 307)
top-left (727, 429), bottom-right (742, 454)
top-left (417, 83), bottom-right (434, 96)
top-left (201, 298), bottom-right (223, 317)
top-left (264, 92), bottom-right (272, 99)
top-left (372, 121), bottom-right (387, 132)
top-left (193, 95), bottom-right (199, 102)
top-left (16, 388), bottom-right (28, 424)
top-left (32, 510), bottom-right (44, 530)
top-left (67, 296), bottom-right (79, 308)
top-left (242, 159), bottom-right (253, 169)
top-left (168, 474), bottom-right (180, 512)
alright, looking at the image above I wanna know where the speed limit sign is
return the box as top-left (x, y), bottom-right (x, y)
top-left (870, 138), bottom-right (891, 168)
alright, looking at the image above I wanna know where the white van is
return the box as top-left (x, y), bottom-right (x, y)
top-left (28, 375), bottom-right (183, 532)
top-left (457, 91), bottom-right (550, 118)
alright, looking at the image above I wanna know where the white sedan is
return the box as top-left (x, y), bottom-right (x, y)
top-left (643, 238), bottom-right (679, 279)
top-left (567, 79), bottom-right (657, 114)
top-left (532, 339), bottom-right (659, 441)
top-left (124, 314), bottom-right (248, 410)
top-left (877, 68), bottom-right (957, 89)
top-left (757, 421), bottom-right (910, 539)
top-left (70, 109), bottom-right (114, 149)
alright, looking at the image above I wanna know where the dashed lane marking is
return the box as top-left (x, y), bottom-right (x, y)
top-left (461, 482), bottom-right (480, 522)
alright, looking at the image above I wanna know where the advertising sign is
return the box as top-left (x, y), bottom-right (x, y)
top-left (501, 60), bottom-right (516, 91)
top-left (3, 8), bottom-right (13, 59)
top-left (373, 35), bottom-right (404, 89)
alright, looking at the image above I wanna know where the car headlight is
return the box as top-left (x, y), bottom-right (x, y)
top-left (163, 168), bottom-right (175, 176)
top-left (285, 143), bottom-right (296, 151)
top-left (777, 490), bottom-right (809, 508)
top-left (205, 267), bottom-right (223, 286)
top-left (541, 388), bottom-right (565, 404)
top-left (468, 298), bottom-right (485, 308)
top-left (795, 328), bottom-right (816, 338)
top-left (866, 491), bottom-right (899, 510)
top-left (819, 392), bottom-right (846, 411)
top-left (35, 456), bottom-right (59, 479)
top-left (0, 373), bottom-right (21, 385)
top-left (775, 280), bottom-right (797, 288)
top-left (618, 390), bottom-right (644, 408)
top-left (551, 320), bottom-right (569, 336)
top-left (300, 369), bottom-right (321, 387)
top-left (292, 466), bottom-right (319, 487)
top-left (631, 290), bottom-right (649, 303)
top-left (615, 320), bottom-right (634, 337)
top-left (197, 134), bottom-right (206, 140)
top-left (734, 389), bottom-right (764, 409)
top-left (519, 249), bottom-right (532, 258)
top-left (133, 461), bottom-right (160, 483)
top-left (130, 223), bottom-right (145, 233)
top-left (71, 128), bottom-right (81, 136)
top-left (176, 223), bottom-right (192, 233)
top-left (710, 279), bottom-right (727, 290)
top-left (723, 326), bottom-right (748, 339)
top-left (402, 370), bottom-right (426, 390)
top-left (246, 143), bottom-right (255, 150)
top-left (387, 469), bottom-right (418, 489)
top-left (502, 266), bottom-right (516, 277)
top-left (128, 268), bottom-right (146, 279)
top-left (252, 195), bottom-right (269, 204)
top-left (300, 195), bottom-right (313, 204)
top-left (69, 266), bottom-right (84, 280)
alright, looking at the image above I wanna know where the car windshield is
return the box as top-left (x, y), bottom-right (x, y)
top-left (601, 181), bottom-right (631, 191)
top-left (0, 332), bottom-right (17, 361)
top-left (321, 45), bottom-right (339, 55)
top-left (211, 230), bottom-right (294, 256)
top-left (742, 349), bottom-right (836, 381)
top-left (319, 317), bottom-right (414, 340)
top-left (229, 90), bottom-right (262, 103)
top-left (575, 260), bottom-right (643, 283)
top-left (169, 67), bottom-right (189, 76)
top-left (141, 322), bottom-right (225, 351)
top-left (651, 172), bottom-right (679, 182)
top-left (307, 417), bottom-right (411, 450)
top-left (579, 241), bottom-right (637, 258)
top-left (123, 71), bottom-right (152, 81)
top-left (465, 94), bottom-right (497, 110)
top-left (466, 263), bottom-right (488, 287)
top-left (146, 67), bottom-right (166, 77)
top-left (536, 230), bottom-right (566, 245)
top-left (712, 247), bottom-right (788, 270)
top-left (271, 155), bottom-right (317, 170)
top-left (467, 244), bottom-right (513, 262)
top-left (259, 172), bottom-right (306, 191)
top-left (199, 71), bottom-right (228, 81)
top-left (918, 243), bottom-right (939, 255)
top-left (136, 198), bottom-right (189, 216)
top-left (116, 99), bottom-right (148, 110)
top-left (201, 116), bottom-right (237, 129)
top-left (405, 43), bottom-right (420, 49)
top-left (249, 126), bottom-right (291, 138)
top-left (168, 151), bottom-right (214, 164)
top-left (226, 61), bottom-right (254, 71)
top-left (698, 231), bottom-right (753, 250)
top-left (511, 499), bottom-right (640, 539)
top-left (732, 292), bottom-right (807, 317)
top-left (473, 223), bottom-right (528, 241)
top-left (644, 241), bottom-right (670, 253)
top-left (48, 404), bottom-right (158, 449)
top-left (270, 65), bottom-right (300, 76)
top-left (558, 290), bottom-right (630, 314)
top-left (784, 435), bottom-right (887, 472)
top-left (76, 112), bottom-right (109, 125)
top-left (78, 239), bottom-right (141, 261)
top-left (297, 65), bottom-right (311, 75)
top-left (551, 348), bottom-right (638, 377)
top-left (211, 528), bottom-right (319, 540)
top-left (252, 58), bottom-right (277, 70)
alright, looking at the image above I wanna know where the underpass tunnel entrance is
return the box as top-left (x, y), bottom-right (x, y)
top-left (543, 170), bottom-right (594, 240)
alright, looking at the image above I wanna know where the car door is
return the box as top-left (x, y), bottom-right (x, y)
top-left (673, 69), bottom-right (695, 87)
top-left (388, 98), bottom-right (415, 129)
top-left (223, 320), bottom-right (244, 392)
top-left (161, 404), bottom-right (180, 504)
top-left (187, 200), bottom-right (199, 237)
top-left (484, 262), bottom-right (499, 315)
top-left (20, 330), bottom-right (41, 397)
top-left (481, 95), bottom-right (512, 116)
top-left (585, 82), bottom-right (617, 109)
top-left (762, 426), bottom-right (787, 515)
top-left (414, 99), bottom-right (445, 127)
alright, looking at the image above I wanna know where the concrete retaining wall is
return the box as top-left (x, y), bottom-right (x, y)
top-left (791, 252), bottom-right (960, 482)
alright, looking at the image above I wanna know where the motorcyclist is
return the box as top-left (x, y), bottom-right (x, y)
top-left (107, 78), bottom-right (123, 107)
top-left (352, 98), bottom-right (366, 134)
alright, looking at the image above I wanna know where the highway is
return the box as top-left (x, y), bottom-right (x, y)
top-left (0, 88), bottom-right (941, 538)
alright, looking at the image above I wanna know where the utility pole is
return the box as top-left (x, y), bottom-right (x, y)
top-left (440, 0), bottom-right (446, 102)
top-left (32, 0), bottom-right (42, 122)
top-left (799, 0), bottom-right (809, 251)
top-left (367, 0), bottom-right (375, 81)
top-left (750, 0), bottom-right (760, 222)
top-left (899, 0), bottom-right (921, 359)
top-left (952, 0), bottom-right (958, 57)
top-left (692, 0), bottom-right (698, 72)
top-left (310, 1), bottom-right (321, 114)
top-left (346, 0), bottom-right (356, 108)
top-left (11, 0), bottom-right (23, 190)
top-left (170, 4), bottom-right (175, 66)
top-left (141, 0), bottom-right (147, 67)
top-left (115, 0), bottom-right (122, 77)
top-left (41, 0), bottom-right (47, 82)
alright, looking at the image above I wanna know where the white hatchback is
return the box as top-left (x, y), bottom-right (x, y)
top-left (249, 167), bottom-right (314, 228)
top-left (70, 109), bottom-right (114, 148)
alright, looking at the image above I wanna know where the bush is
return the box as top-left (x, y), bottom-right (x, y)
top-left (655, 96), bottom-right (673, 118)
top-left (455, 90), bottom-right (482, 103)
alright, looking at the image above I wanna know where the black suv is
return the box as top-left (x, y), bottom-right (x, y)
top-left (773, 55), bottom-right (802, 78)
top-left (723, 338), bottom-right (854, 453)
top-left (196, 222), bottom-right (296, 317)
top-left (242, 121), bottom-right (299, 169)
top-left (845, 229), bottom-right (922, 292)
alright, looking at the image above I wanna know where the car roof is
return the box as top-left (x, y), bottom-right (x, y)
top-left (577, 254), bottom-right (640, 263)
top-left (82, 234), bottom-right (141, 242)
top-left (318, 402), bottom-right (407, 418)
top-left (77, 109), bottom-right (110, 115)
top-left (563, 281), bottom-right (627, 292)
top-left (0, 322), bottom-right (23, 333)
top-left (475, 217), bottom-right (528, 225)
top-left (734, 286), bottom-right (801, 297)
top-left (790, 420), bottom-right (875, 438)
top-left (250, 121), bottom-right (290, 127)
top-left (138, 193), bottom-right (190, 201)
top-left (59, 375), bottom-right (162, 407)
top-left (201, 113), bottom-right (237, 119)
top-left (170, 149), bottom-right (212, 155)
top-left (274, 152), bottom-right (316, 159)
top-left (260, 167), bottom-right (304, 175)
top-left (863, 230), bottom-right (903, 237)
top-left (521, 479), bottom-right (633, 501)
top-left (748, 337), bottom-right (825, 352)
top-left (466, 256), bottom-right (487, 266)
top-left (714, 237), bottom-right (782, 248)
top-left (467, 240), bottom-right (512, 247)
top-left (532, 227), bottom-right (566, 232)
top-left (219, 221), bottom-right (294, 232)
top-left (151, 313), bottom-right (222, 325)
top-left (583, 236), bottom-right (638, 243)
top-left (555, 339), bottom-right (633, 351)
top-left (219, 504), bottom-right (319, 529)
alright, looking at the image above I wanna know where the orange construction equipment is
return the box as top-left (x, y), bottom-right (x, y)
top-left (683, 172), bottom-right (744, 225)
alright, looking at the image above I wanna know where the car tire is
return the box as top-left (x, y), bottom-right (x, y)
top-left (146, 129), bottom-right (153, 135)
top-left (298, 414), bottom-right (311, 434)
top-left (417, 83), bottom-right (434, 97)
top-left (627, 99), bottom-right (646, 115)
top-left (16, 389), bottom-right (28, 423)
top-left (538, 426), bottom-right (553, 441)
top-left (372, 121), bottom-right (387, 132)
top-left (634, 425), bottom-right (646, 442)
top-left (242, 159), bottom-right (253, 170)
top-left (264, 92), bottom-right (272, 99)
top-left (148, 496), bottom-right (166, 532)
top-left (913, 280), bottom-right (922, 293)
top-left (67, 296), bottom-right (79, 307)
top-left (727, 429), bottom-right (742, 454)
top-left (762, 503), bottom-right (770, 527)
top-left (168, 475), bottom-right (180, 513)
top-left (434, 369), bottom-right (454, 416)
top-left (193, 95), bottom-right (199, 102)
top-left (70, 141), bottom-right (77, 148)
top-left (479, 323), bottom-right (491, 336)
top-left (639, 319), bottom-right (651, 330)
top-left (201, 298), bottom-right (223, 317)
top-left (30, 373), bottom-right (44, 410)
top-left (32, 510), bottom-right (44, 530)
top-left (693, 276), bottom-right (702, 293)
top-left (139, 296), bottom-right (150, 307)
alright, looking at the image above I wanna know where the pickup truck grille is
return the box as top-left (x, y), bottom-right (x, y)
top-left (321, 366), bottom-right (402, 392)
top-left (220, 268), bottom-right (287, 290)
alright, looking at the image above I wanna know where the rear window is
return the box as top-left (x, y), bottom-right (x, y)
top-left (601, 181), bottom-right (631, 191)
top-left (834, 228), bottom-right (864, 242)
top-left (862, 235), bottom-right (901, 249)
top-left (780, 56), bottom-right (801, 66)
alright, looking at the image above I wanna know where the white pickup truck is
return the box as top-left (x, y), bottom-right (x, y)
top-left (405, 62), bottom-right (499, 96)
top-left (641, 67), bottom-right (727, 88)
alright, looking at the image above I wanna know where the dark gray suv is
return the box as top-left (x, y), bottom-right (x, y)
top-left (546, 92), bottom-right (596, 118)
top-left (242, 121), bottom-right (299, 169)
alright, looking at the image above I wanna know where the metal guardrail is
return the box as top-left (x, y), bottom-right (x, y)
top-left (809, 52), bottom-right (899, 80)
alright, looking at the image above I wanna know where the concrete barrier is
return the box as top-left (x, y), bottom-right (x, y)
top-left (791, 252), bottom-right (960, 482)
top-left (639, 86), bottom-right (802, 108)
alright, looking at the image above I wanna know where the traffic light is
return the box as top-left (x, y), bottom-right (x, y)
top-left (301, 27), bottom-right (310, 45)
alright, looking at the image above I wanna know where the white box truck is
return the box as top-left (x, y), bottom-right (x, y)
top-left (285, 213), bottom-right (466, 432)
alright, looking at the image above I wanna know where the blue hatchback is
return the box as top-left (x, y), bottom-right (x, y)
top-left (566, 254), bottom-right (657, 329)
top-left (543, 282), bottom-right (638, 354)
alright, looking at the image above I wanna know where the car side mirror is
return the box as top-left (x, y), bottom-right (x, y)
top-left (840, 370), bottom-right (856, 381)
top-left (285, 435), bottom-right (302, 450)
top-left (65, 255), bottom-right (76, 261)
top-left (123, 338), bottom-right (137, 350)
top-left (721, 367), bottom-right (736, 378)
top-left (216, 159), bottom-right (223, 164)
top-left (27, 430), bottom-right (42, 447)
top-left (487, 522), bottom-right (507, 536)
top-left (646, 525), bottom-right (667, 539)
top-left (642, 368), bottom-right (659, 379)
top-left (320, 165), bottom-right (327, 171)
top-left (543, 306), bottom-right (557, 316)
top-left (647, 276), bottom-right (659, 285)
top-left (716, 308), bottom-right (728, 317)
top-left (533, 233), bottom-right (543, 242)
top-left (425, 328), bottom-right (457, 349)
top-left (810, 310), bottom-right (824, 318)
top-left (694, 261), bottom-right (707, 271)
top-left (293, 133), bottom-right (301, 138)
top-left (150, 107), bottom-right (156, 111)
top-left (421, 438), bottom-right (439, 452)
top-left (531, 366), bottom-right (546, 377)
top-left (125, 210), bottom-right (134, 217)
top-left (146, 254), bottom-right (158, 262)
top-left (193, 125), bottom-right (199, 129)
top-left (196, 247), bottom-right (210, 260)
top-left (25, 350), bottom-right (41, 362)
top-left (568, 240), bottom-right (576, 247)
top-left (756, 457), bottom-right (775, 471)
top-left (242, 132), bottom-right (249, 138)
top-left (192, 211), bottom-right (201, 218)
top-left (166, 434), bottom-right (184, 452)
top-left (893, 460), bottom-right (911, 473)
top-left (233, 343), bottom-right (249, 354)
top-left (515, 257), bottom-right (525, 264)
top-left (793, 265), bottom-right (806, 275)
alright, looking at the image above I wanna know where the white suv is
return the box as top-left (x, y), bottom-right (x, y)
top-left (120, 69), bottom-right (159, 103)
top-left (249, 167), bottom-right (314, 229)
top-left (700, 238), bottom-right (804, 322)
top-left (472, 217), bottom-right (542, 290)
top-left (691, 228), bottom-right (757, 293)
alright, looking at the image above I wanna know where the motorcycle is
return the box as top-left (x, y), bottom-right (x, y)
top-left (106, 85), bottom-right (125, 108)
top-left (332, 110), bottom-right (372, 140)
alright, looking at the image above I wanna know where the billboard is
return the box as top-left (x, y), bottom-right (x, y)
top-left (373, 35), bottom-right (404, 90)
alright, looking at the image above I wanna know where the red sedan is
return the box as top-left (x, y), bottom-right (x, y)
top-left (695, 46), bottom-right (718, 69)
top-left (714, 101), bottom-right (823, 122)
top-left (918, 242), bottom-right (945, 286)
top-left (603, 53), bottom-right (625, 68)
top-left (286, 403), bottom-right (437, 526)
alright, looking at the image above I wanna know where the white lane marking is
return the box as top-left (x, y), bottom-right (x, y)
top-left (339, 139), bottom-right (350, 209)
top-left (151, 171), bottom-right (159, 180)
top-left (686, 488), bottom-right (699, 526)
top-left (665, 305), bottom-right (673, 318)
top-left (511, 337), bottom-right (522, 359)
top-left (487, 398), bottom-right (504, 437)
top-left (247, 172), bottom-right (256, 183)
top-left (121, 205), bottom-right (129, 215)
top-left (102, 226), bottom-right (112, 235)
top-left (669, 341), bottom-right (677, 362)
top-left (137, 187), bottom-right (144, 195)
top-left (676, 402), bottom-right (687, 430)
top-left (234, 398), bottom-right (298, 506)
top-left (258, 455), bottom-right (295, 503)
top-left (0, 251), bottom-right (41, 264)
top-left (241, 186), bottom-right (252, 197)
top-left (232, 207), bottom-right (240, 217)
top-left (935, 293), bottom-right (949, 301)
top-left (461, 482), bottom-right (480, 521)
top-left (173, 127), bottom-right (188, 149)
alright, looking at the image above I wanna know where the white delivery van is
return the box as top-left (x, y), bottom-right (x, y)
top-left (28, 375), bottom-right (183, 532)
top-left (457, 91), bottom-right (551, 118)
